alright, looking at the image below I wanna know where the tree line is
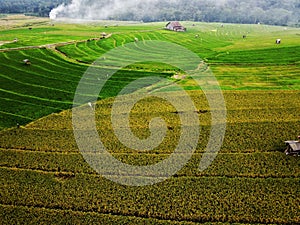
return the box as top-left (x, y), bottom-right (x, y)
top-left (0, 0), bottom-right (299, 26)
top-left (115, 0), bottom-right (299, 26)
top-left (0, 0), bottom-right (69, 17)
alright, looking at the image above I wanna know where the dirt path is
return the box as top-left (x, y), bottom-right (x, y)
top-left (0, 34), bottom-right (112, 53)
top-left (0, 41), bottom-right (14, 47)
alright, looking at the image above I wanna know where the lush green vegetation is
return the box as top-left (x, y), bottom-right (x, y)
top-left (0, 48), bottom-right (85, 129)
top-left (0, 20), bottom-right (299, 129)
top-left (0, 0), bottom-right (69, 17)
top-left (0, 16), bottom-right (299, 224)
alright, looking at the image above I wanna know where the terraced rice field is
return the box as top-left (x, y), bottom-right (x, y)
top-left (1, 20), bottom-right (300, 129)
top-left (0, 17), bottom-right (299, 224)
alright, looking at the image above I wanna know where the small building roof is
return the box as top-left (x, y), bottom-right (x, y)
top-left (166, 21), bottom-right (183, 27)
top-left (285, 141), bottom-right (300, 151)
top-left (166, 21), bottom-right (186, 32)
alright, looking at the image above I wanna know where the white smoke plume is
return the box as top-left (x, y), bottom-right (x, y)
top-left (49, 0), bottom-right (299, 25)
top-left (49, 0), bottom-right (169, 20)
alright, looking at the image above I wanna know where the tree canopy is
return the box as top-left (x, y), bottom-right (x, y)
top-left (0, 0), bottom-right (69, 17)
top-left (0, 0), bottom-right (299, 26)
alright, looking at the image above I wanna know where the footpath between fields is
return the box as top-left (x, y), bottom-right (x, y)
top-left (0, 34), bottom-right (112, 52)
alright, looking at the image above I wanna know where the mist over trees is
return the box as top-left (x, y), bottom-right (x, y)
top-left (0, 0), bottom-right (70, 17)
top-left (0, 0), bottom-right (299, 26)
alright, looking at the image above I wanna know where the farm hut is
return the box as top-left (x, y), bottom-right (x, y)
top-left (88, 102), bottom-right (95, 111)
top-left (276, 39), bottom-right (281, 44)
top-left (165, 21), bottom-right (186, 32)
top-left (23, 59), bottom-right (31, 65)
top-left (284, 137), bottom-right (300, 156)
